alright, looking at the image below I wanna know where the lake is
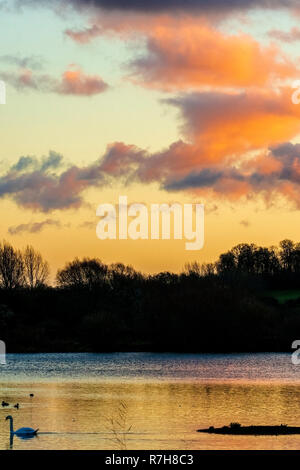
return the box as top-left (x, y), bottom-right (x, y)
top-left (0, 352), bottom-right (300, 450)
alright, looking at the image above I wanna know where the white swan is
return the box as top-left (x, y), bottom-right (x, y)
top-left (6, 415), bottom-right (38, 436)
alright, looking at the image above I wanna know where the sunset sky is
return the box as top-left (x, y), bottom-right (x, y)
top-left (1, 0), bottom-right (300, 276)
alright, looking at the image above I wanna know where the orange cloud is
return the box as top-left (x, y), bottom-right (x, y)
top-left (58, 66), bottom-right (108, 96)
top-left (66, 16), bottom-right (298, 89)
top-left (243, 152), bottom-right (282, 175)
top-left (131, 23), bottom-right (297, 90)
top-left (96, 89), bottom-right (300, 206)
top-left (155, 89), bottom-right (300, 173)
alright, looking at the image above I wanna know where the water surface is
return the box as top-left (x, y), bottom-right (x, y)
top-left (0, 352), bottom-right (300, 450)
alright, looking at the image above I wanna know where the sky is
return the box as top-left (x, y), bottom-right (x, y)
top-left (1, 0), bottom-right (300, 276)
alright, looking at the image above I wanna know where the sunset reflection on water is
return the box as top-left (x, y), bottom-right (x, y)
top-left (0, 353), bottom-right (300, 450)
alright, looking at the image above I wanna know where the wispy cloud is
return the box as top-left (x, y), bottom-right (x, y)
top-left (240, 220), bottom-right (250, 228)
top-left (8, 218), bottom-right (62, 235)
top-left (79, 220), bottom-right (96, 229)
top-left (1, 65), bottom-right (109, 96)
top-left (10, 151), bottom-right (63, 173)
top-left (0, 54), bottom-right (44, 70)
top-left (269, 27), bottom-right (300, 43)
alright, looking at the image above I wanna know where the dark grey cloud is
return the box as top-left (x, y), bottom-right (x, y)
top-left (164, 169), bottom-right (223, 191)
top-left (269, 142), bottom-right (300, 185)
top-left (55, 0), bottom-right (300, 13)
top-left (163, 168), bottom-right (245, 191)
top-left (14, 0), bottom-right (300, 13)
top-left (270, 142), bottom-right (300, 162)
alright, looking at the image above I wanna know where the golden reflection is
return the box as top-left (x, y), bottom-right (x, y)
top-left (0, 380), bottom-right (300, 449)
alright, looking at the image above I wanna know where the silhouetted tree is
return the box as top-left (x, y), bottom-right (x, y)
top-left (23, 245), bottom-right (50, 288)
top-left (279, 239), bottom-right (295, 271)
top-left (232, 243), bottom-right (257, 274)
top-left (56, 257), bottom-right (109, 290)
top-left (184, 262), bottom-right (215, 277)
top-left (253, 247), bottom-right (280, 275)
top-left (216, 251), bottom-right (236, 274)
top-left (0, 241), bottom-right (24, 289)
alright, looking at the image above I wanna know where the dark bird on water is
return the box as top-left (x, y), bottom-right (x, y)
top-left (14, 404), bottom-right (19, 409)
top-left (29, 394), bottom-right (34, 398)
top-left (2, 401), bottom-right (9, 407)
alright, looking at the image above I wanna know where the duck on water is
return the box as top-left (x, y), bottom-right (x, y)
top-left (198, 422), bottom-right (300, 435)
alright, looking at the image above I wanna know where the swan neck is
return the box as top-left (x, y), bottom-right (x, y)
top-left (9, 417), bottom-right (13, 434)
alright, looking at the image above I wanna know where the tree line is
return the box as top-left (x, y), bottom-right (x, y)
top-left (1, 239), bottom-right (300, 353)
top-left (1, 238), bottom-right (299, 290)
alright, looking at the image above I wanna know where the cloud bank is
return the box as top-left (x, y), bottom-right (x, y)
top-left (3, 0), bottom-right (300, 213)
